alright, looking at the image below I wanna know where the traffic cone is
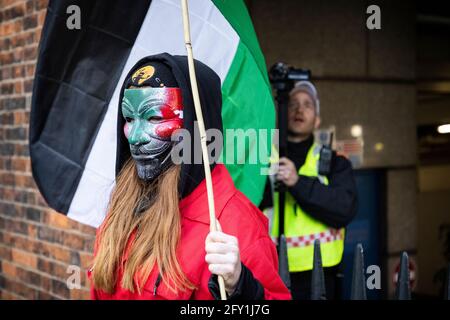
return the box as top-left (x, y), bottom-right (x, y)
top-left (278, 234), bottom-right (291, 291)
top-left (395, 252), bottom-right (411, 300)
top-left (351, 243), bottom-right (367, 300)
top-left (311, 239), bottom-right (326, 300)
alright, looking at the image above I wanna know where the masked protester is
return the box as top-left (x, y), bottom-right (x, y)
top-left (88, 53), bottom-right (291, 300)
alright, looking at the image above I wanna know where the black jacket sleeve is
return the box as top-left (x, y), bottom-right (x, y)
top-left (208, 263), bottom-right (264, 300)
top-left (287, 154), bottom-right (358, 229)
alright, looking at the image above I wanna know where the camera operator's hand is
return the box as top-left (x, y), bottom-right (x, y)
top-left (276, 157), bottom-right (299, 187)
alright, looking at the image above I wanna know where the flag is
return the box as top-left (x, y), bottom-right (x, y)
top-left (30, 0), bottom-right (274, 227)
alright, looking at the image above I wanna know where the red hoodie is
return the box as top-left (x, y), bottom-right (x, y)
top-left (89, 164), bottom-right (291, 300)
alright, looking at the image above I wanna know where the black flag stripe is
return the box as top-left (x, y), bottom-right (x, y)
top-left (30, 0), bottom-right (152, 214)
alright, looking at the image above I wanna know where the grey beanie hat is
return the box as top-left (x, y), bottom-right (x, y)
top-left (290, 80), bottom-right (320, 115)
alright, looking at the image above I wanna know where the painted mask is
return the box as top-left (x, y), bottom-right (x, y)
top-left (121, 87), bottom-right (183, 181)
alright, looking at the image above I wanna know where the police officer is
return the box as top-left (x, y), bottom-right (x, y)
top-left (260, 81), bottom-right (358, 300)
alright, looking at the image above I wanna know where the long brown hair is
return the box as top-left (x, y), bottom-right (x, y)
top-left (91, 159), bottom-right (195, 294)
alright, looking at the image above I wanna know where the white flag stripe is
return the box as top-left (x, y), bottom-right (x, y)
top-left (68, 0), bottom-right (240, 227)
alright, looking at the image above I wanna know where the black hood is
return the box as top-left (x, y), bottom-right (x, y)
top-left (116, 53), bottom-right (223, 199)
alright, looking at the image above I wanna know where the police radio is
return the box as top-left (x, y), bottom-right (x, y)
top-left (318, 132), bottom-right (334, 176)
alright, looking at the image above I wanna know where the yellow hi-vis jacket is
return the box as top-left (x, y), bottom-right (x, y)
top-left (267, 143), bottom-right (345, 272)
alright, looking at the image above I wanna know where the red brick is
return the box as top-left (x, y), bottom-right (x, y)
top-left (78, 251), bottom-right (93, 270)
top-left (39, 274), bottom-right (52, 292)
top-left (4, 126), bottom-right (26, 141)
top-left (37, 9), bottom-right (45, 25)
top-left (12, 65), bottom-right (25, 78)
top-left (23, 78), bottom-right (33, 92)
top-left (13, 111), bottom-right (30, 126)
top-left (24, 29), bottom-right (35, 45)
top-left (34, 27), bottom-right (42, 43)
top-left (39, 241), bottom-right (71, 263)
top-left (10, 188), bottom-right (31, 203)
top-left (14, 81), bottom-right (23, 94)
top-left (23, 45), bottom-right (36, 60)
top-left (0, 290), bottom-right (23, 300)
top-left (35, 193), bottom-right (47, 207)
top-left (34, 0), bottom-right (48, 11)
top-left (1, 0), bottom-right (23, 8)
top-left (14, 174), bottom-right (35, 188)
top-left (43, 210), bottom-right (73, 230)
top-left (1, 18), bottom-right (23, 37)
top-left (51, 278), bottom-right (70, 299)
top-left (2, 276), bottom-right (38, 299)
top-left (0, 52), bottom-right (13, 65)
top-left (14, 144), bottom-right (29, 156)
top-left (62, 232), bottom-right (85, 251)
top-left (27, 223), bottom-right (38, 237)
top-left (0, 39), bottom-right (11, 52)
top-left (2, 231), bottom-right (40, 254)
top-left (70, 288), bottom-right (90, 300)
top-left (78, 223), bottom-right (97, 237)
top-left (38, 225), bottom-right (63, 244)
top-left (4, 218), bottom-right (28, 235)
top-left (0, 147), bottom-right (11, 159)
top-left (2, 260), bottom-right (17, 278)
top-left (37, 257), bottom-right (72, 282)
top-left (37, 290), bottom-right (56, 300)
top-left (1, 82), bottom-right (14, 95)
top-left (12, 46), bottom-right (23, 63)
top-left (83, 237), bottom-right (95, 253)
top-left (23, 14), bottom-right (37, 30)
top-left (9, 33), bottom-right (25, 48)
top-left (14, 263), bottom-right (41, 286)
top-left (0, 172), bottom-right (15, 185)
top-left (11, 248), bottom-right (38, 269)
top-left (25, 0), bottom-right (34, 15)
top-left (0, 201), bottom-right (24, 218)
top-left (0, 245), bottom-right (12, 260)
top-left (11, 157), bottom-right (30, 172)
top-left (0, 21), bottom-right (15, 37)
top-left (2, 3), bottom-right (25, 21)
top-left (26, 64), bottom-right (35, 77)
top-left (0, 113), bottom-right (14, 125)
top-left (0, 187), bottom-right (15, 202)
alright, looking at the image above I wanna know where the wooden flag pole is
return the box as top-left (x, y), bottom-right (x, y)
top-left (180, 0), bottom-right (227, 300)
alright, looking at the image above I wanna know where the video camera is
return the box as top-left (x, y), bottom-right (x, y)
top-left (269, 62), bottom-right (311, 91)
top-left (268, 62), bottom-right (311, 162)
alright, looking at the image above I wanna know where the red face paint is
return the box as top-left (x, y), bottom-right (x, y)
top-left (155, 119), bottom-right (183, 138)
top-left (124, 122), bottom-right (130, 139)
top-left (152, 88), bottom-right (184, 139)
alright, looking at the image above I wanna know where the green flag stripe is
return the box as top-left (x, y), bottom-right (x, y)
top-left (211, 0), bottom-right (270, 88)
top-left (221, 41), bottom-right (275, 205)
top-left (208, 0), bottom-right (274, 205)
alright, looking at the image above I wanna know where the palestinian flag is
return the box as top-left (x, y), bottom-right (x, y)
top-left (30, 0), bottom-right (274, 227)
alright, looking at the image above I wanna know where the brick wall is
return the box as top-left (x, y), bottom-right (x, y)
top-left (0, 0), bottom-right (95, 300)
